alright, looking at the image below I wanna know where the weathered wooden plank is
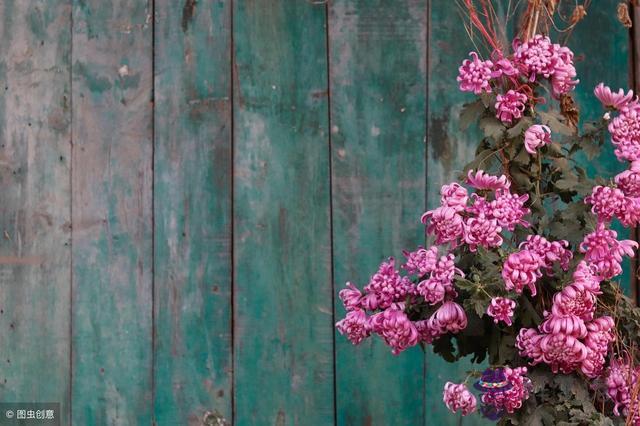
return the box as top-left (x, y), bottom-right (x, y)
top-left (329, 1), bottom-right (427, 424)
top-left (153, 0), bottom-right (232, 424)
top-left (0, 0), bottom-right (71, 423)
top-left (232, 1), bottom-right (334, 424)
top-left (71, 1), bottom-right (153, 423)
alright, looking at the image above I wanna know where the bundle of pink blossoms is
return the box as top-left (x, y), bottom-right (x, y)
top-left (458, 34), bottom-right (578, 124)
top-left (337, 28), bottom-right (640, 424)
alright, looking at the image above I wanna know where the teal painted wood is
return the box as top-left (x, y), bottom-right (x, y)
top-left (71, 0), bottom-right (153, 424)
top-left (232, 1), bottom-right (334, 424)
top-left (329, 1), bottom-right (428, 425)
top-left (0, 1), bottom-right (71, 423)
top-left (566, 0), bottom-right (632, 292)
top-left (153, 0), bottom-right (232, 424)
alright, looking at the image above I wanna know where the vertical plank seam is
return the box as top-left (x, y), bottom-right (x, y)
top-left (230, 0), bottom-right (236, 423)
top-left (323, 1), bottom-right (337, 424)
top-left (68, 0), bottom-right (74, 422)
top-left (423, 1), bottom-right (431, 424)
top-left (151, 0), bottom-right (157, 423)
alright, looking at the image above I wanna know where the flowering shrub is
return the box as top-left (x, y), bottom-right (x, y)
top-left (335, 29), bottom-right (640, 425)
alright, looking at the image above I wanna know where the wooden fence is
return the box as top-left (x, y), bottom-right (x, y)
top-left (0, 0), bottom-right (633, 424)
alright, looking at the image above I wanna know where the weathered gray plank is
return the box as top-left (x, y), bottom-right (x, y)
top-left (154, 0), bottom-right (233, 424)
top-left (0, 1), bottom-right (71, 423)
top-left (71, 0), bottom-right (153, 423)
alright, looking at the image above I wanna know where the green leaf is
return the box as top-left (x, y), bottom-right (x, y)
top-left (459, 100), bottom-right (486, 131)
top-left (555, 177), bottom-right (579, 190)
top-left (432, 335), bottom-right (456, 362)
top-left (538, 110), bottom-right (575, 136)
top-left (463, 148), bottom-right (497, 174)
top-left (480, 116), bottom-right (506, 140)
top-left (479, 92), bottom-right (495, 108)
top-left (507, 116), bottom-right (534, 138)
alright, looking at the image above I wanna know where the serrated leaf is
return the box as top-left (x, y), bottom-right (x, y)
top-left (555, 177), bottom-right (579, 190)
top-left (552, 157), bottom-right (570, 172)
top-left (513, 145), bottom-right (531, 165)
top-left (480, 116), bottom-right (506, 140)
top-left (459, 100), bottom-right (486, 131)
top-left (539, 110), bottom-right (575, 136)
top-left (463, 148), bottom-right (497, 173)
top-left (479, 92), bottom-right (495, 108)
top-left (432, 335), bottom-right (456, 362)
top-left (507, 116), bottom-right (534, 138)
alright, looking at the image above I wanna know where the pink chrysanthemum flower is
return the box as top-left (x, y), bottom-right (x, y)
top-left (430, 301), bottom-right (468, 334)
top-left (363, 258), bottom-right (414, 310)
top-left (519, 234), bottom-right (572, 274)
top-left (457, 52), bottom-right (494, 95)
top-left (431, 254), bottom-right (464, 282)
top-left (417, 254), bottom-right (462, 305)
top-left (402, 245), bottom-right (438, 277)
top-left (572, 260), bottom-right (602, 294)
top-left (466, 194), bottom-right (492, 217)
top-left (513, 35), bottom-right (558, 80)
top-left (481, 367), bottom-right (532, 414)
top-left (579, 223), bottom-right (638, 280)
top-left (581, 346), bottom-right (607, 379)
top-left (336, 308), bottom-right (371, 345)
top-left (370, 304), bottom-right (419, 355)
top-left (502, 250), bottom-right (542, 295)
top-left (595, 83), bottom-right (635, 110)
top-left (414, 319), bottom-right (443, 344)
top-left (617, 197), bottom-right (640, 228)
top-left (338, 282), bottom-right (363, 311)
top-left (421, 206), bottom-right (464, 247)
top-left (615, 168), bottom-right (640, 197)
top-left (486, 297), bottom-right (516, 326)
top-left (490, 190), bottom-right (530, 231)
top-left (524, 124), bottom-right (552, 154)
top-left (490, 50), bottom-right (518, 78)
top-left (550, 46), bottom-right (578, 97)
top-left (443, 382), bottom-right (477, 416)
top-left (495, 90), bottom-right (528, 124)
top-left (440, 182), bottom-right (469, 211)
top-left (582, 317), bottom-right (615, 379)
top-left (463, 216), bottom-right (503, 252)
top-left (516, 328), bottom-right (544, 361)
top-left (417, 277), bottom-right (448, 305)
top-left (605, 357), bottom-right (640, 417)
top-left (608, 103), bottom-right (640, 162)
top-left (539, 314), bottom-right (587, 339)
top-left (537, 333), bottom-right (588, 374)
top-left (466, 170), bottom-right (511, 191)
top-left (585, 185), bottom-right (626, 223)
top-left (550, 283), bottom-right (596, 321)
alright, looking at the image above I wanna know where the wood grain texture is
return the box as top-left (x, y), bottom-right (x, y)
top-left (71, 0), bottom-right (153, 423)
top-left (153, 0), bottom-right (232, 424)
top-left (329, 1), bottom-right (427, 424)
top-left (232, 1), bottom-right (334, 424)
top-left (0, 0), bottom-right (71, 423)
